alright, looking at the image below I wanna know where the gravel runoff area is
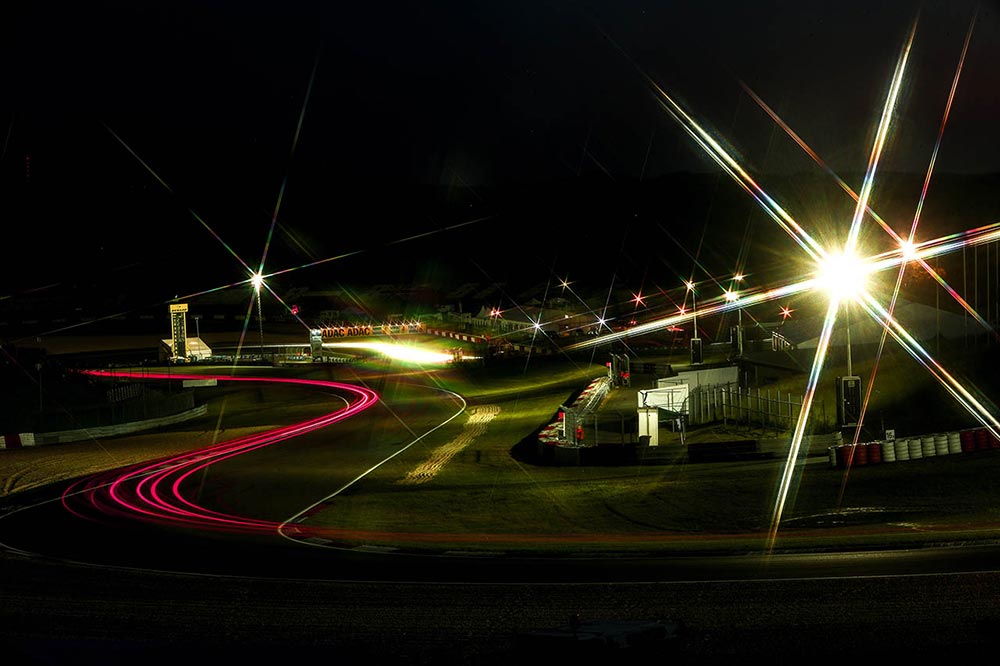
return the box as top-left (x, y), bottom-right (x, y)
top-left (0, 427), bottom-right (268, 498)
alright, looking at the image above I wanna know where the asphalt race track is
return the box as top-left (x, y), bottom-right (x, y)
top-left (3, 368), bottom-right (1000, 664)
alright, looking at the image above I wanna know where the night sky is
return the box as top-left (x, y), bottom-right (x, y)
top-left (3, 1), bottom-right (999, 319)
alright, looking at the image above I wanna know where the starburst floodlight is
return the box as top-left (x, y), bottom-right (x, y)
top-left (816, 250), bottom-right (871, 301)
top-left (899, 239), bottom-right (918, 262)
top-left (250, 272), bottom-right (264, 292)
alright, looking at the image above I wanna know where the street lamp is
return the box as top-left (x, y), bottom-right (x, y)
top-left (251, 272), bottom-right (265, 358)
top-left (731, 274), bottom-right (746, 357)
top-left (686, 281), bottom-right (702, 364)
top-left (685, 281), bottom-right (697, 335)
top-left (724, 287), bottom-right (742, 357)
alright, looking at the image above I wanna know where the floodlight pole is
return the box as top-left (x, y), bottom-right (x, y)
top-left (256, 289), bottom-right (265, 359)
top-left (737, 307), bottom-right (744, 357)
top-left (691, 287), bottom-right (697, 337)
top-left (733, 274), bottom-right (745, 358)
top-left (687, 281), bottom-right (701, 365)
top-left (846, 302), bottom-right (853, 377)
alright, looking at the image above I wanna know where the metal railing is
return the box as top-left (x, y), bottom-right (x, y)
top-left (687, 382), bottom-right (826, 431)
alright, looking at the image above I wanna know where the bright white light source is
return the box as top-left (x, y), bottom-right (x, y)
top-left (816, 250), bottom-right (870, 301)
top-left (900, 239), bottom-right (918, 262)
top-left (250, 272), bottom-right (264, 292)
top-left (324, 341), bottom-right (455, 364)
top-left (724, 290), bottom-right (739, 303)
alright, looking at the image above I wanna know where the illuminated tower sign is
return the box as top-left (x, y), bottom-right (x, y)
top-left (170, 303), bottom-right (189, 359)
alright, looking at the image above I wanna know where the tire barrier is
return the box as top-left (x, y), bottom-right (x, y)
top-left (881, 439), bottom-right (896, 463)
top-left (948, 431), bottom-right (962, 455)
top-left (894, 437), bottom-right (910, 461)
top-left (973, 427), bottom-right (1000, 450)
top-left (961, 429), bottom-right (976, 453)
top-left (831, 442), bottom-right (876, 468)
top-left (833, 444), bottom-right (857, 468)
top-left (863, 441), bottom-right (880, 464)
top-left (830, 429), bottom-right (997, 468)
top-left (934, 433), bottom-right (950, 456)
top-left (921, 435), bottom-right (937, 458)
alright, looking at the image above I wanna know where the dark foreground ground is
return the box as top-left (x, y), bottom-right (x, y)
top-left (3, 544), bottom-right (1000, 666)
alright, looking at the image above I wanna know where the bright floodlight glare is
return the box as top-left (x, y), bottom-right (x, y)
top-left (250, 272), bottom-right (264, 292)
top-left (900, 239), bottom-right (918, 261)
top-left (324, 341), bottom-right (455, 364)
top-left (724, 290), bottom-right (739, 302)
top-left (816, 250), bottom-right (870, 301)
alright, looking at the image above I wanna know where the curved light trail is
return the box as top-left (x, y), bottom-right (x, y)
top-left (61, 370), bottom-right (379, 534)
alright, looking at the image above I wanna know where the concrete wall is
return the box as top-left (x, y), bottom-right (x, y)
top-left (14, 404), bottom-right (209, 446)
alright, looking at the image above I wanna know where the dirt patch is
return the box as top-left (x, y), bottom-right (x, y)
top-left (0, 426), bottom-right (272, 497)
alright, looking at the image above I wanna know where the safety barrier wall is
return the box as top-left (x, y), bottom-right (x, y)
top-left (424, 328), bottom-right (488, 344)
top-left (828, 427), bottom-right (1000, 468)
top-left (0, 433), bottom-right (36, 449)
top-left (537, 376), bottom-right (611, 447)
top-left (0, 405), bottom-right (208, 448)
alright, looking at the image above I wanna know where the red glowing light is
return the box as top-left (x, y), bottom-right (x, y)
top-left (62, 371), bottom-right (379, 534)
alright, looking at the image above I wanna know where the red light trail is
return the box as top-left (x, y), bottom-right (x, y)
top-left (61, 371), bottom-right (379, 534)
